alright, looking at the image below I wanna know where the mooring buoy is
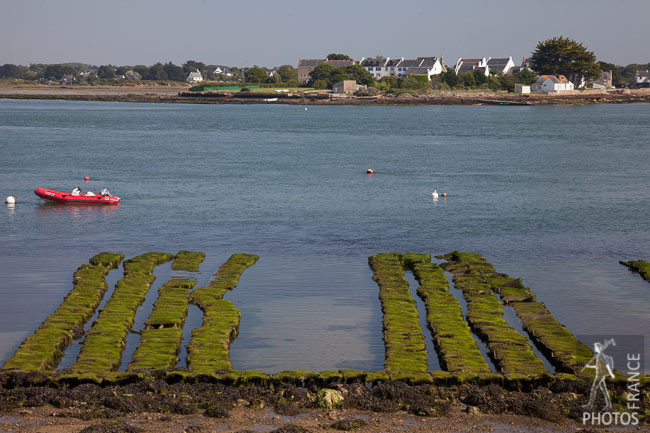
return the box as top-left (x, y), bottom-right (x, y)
top-left (5, 196), bottom-right (16, 204)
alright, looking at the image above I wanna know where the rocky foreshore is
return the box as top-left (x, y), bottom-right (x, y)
top-left (1, 85), bottom-right (650, 106)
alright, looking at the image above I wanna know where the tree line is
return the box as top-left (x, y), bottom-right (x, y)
top-left (1, 40), bottom-right (647, 89)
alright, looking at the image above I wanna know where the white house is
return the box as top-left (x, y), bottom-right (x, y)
top-left (455, 57), bottom-right (489, 77)
top-left (635, 70), bottom-right (649, 87)
top-left (361, 56), bottom-right (444, 81)
top-left (360, 57), bottom-right (401, 79)
top-left (213, 67), bottom-right (223, 74)
top-left (531, 75), bottom-right (574, 93)
top-left (486, 57), bottom-right (516, 74)
top-left (187, 71), bottom-right (203, 82)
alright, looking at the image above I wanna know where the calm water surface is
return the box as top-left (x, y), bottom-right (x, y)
top-left (1, 100), bottom-right (649, 372)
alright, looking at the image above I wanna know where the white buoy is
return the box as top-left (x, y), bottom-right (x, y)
top-left (432, 190), bottom-right (439, 199)
top-left (304, 107), bottom-right (308, 111)
top-left (5, 196), bottom-right (16, 205)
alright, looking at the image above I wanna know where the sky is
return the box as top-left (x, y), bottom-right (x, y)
top-left (1, 0), bottom-right (649, 68)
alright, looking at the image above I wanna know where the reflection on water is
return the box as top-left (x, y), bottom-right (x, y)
top-left (36, 201), bottom-right (120, 220)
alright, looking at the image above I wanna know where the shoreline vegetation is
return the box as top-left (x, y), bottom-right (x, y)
top-left (2, 83), bottom-right (650, 106)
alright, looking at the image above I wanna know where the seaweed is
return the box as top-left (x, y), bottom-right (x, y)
top-left (71, 252), bottom-right (173, 374)
top-left (171, 251), bottom-right (206, 272)
top-left (1, 252), bottom-right (124, 372)
top-left (620, 260), bottom-right (650, 283)
top-left (440, 251), bottom-right (548, 377)
top-left (187, 253), bottom-right (259, 373)
top-left (127, 278), bottom-right (196, 371)
top-left (368, 253), bottom-right (430, 382)
top-left (409, 261), bottom-right (491, 375)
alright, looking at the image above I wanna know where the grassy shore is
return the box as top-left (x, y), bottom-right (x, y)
top-left (1, 83), bottom-right (650, 106)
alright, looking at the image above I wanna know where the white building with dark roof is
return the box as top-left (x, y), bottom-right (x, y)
top-left (487, 57), bottom-right (515, 74)
top-left (455, 57), bottom-right (489, 77)
top-left (635, 70), bottom-right (649, 87)
top-left (187, 71), bottom-right (203, 82)
top-left (361, 56), bottom-right (444, 80)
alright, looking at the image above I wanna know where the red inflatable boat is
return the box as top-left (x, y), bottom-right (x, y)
top-left (34, 188), bottom-right (121, 205)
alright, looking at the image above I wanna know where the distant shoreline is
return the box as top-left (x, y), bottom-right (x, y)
top-left (1, 84), bottom-right (650, 106)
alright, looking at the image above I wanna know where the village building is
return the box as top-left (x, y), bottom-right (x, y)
top-left (455, 57), bottom-right (489, 77)
top-left (486, 57), bottom-right (516, 74)
top-left (508, 57), bottom-right (532, 74)
top-left (297, 58), bottom-right (356, 84)
top-left (531, 75), bottom-right (574, 93)
top-left (634, 70), bottom-right (650, 87)
top-left (589, 70), bottom-right (613, 89)
top-left (361, 56), bottom-right (444, 80)
top-left (332, 80), bottom-right (365, 94)
top-left (187, 71), bottom-right (203, 82)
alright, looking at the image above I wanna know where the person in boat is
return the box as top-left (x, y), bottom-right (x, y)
top-left (100, 188), bottom-right (112, 197)
top-left (71, 186), bottom-right (82, 196)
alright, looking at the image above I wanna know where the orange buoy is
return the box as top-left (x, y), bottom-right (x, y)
top-left (367, 169), bottom-right (374, 174)
top-left (84, 176), bottom-right (89, 181)
top-left (441, 192), bottom-right (447, 197)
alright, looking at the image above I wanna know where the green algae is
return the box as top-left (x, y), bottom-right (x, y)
top-left (409, 262), bottom-right (491, 375)
top-left (186, 253), bottom-right (258, 374)
top-left (442, 250), bottom-right (593, 377)
top-left (172, 251), bottom-right (206, 272)
top-left (368, 253), bottom-right (430, 381)
top-left (128, 327), bottom-right (184, 371)
top-left (71, 252), bottom-right (173, 374)
top-left (127, 278), bottom-right (196, 371)
top-left (620, 260), bottom-right (650, 283)
top-left (441, 251), bottom-right (548, 377)
top-left (1, 252), bottom-right (124, 372)
top-left (187, 300), bottom-right (241, 372)
top-left (145, 279), bottom-right (195, 328)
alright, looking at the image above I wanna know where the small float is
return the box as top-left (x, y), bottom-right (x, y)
top-left (34, 187), bottom-right (121, 205)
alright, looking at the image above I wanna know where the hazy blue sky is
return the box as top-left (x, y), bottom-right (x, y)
top-left (2, 0), bottom-right (648, 67)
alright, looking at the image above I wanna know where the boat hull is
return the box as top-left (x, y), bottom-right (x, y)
top-left (34, 188), bottom-right (121, 205)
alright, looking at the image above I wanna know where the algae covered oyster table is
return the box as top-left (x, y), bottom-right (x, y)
top-left (1, 249), bottom-right (622, 390)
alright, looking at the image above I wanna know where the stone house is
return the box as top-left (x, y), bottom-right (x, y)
top-left (332, 80), bottom-right (364, 94)
top-left (297, 58), bottom-right (356, 84)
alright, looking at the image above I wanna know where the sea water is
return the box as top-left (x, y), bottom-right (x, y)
top-left (1, 99), bottom-right (649, 372)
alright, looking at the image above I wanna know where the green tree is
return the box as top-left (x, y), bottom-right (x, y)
top-left (308, 62), bottom-right (337, 84)
top-left (326, 53), bottom-right (352, 60)
top-left (133, 65), bottom-right (151, 80)
top-left (343, 64), bottom-right (374, 86)
top-left (265, 73), bottom-right (281, 84)
top-left (512, 69), bottom-right (538, 85)
top-left (462, 71), bottom-right (476, 88)
top-left (44, 64), bottom-right (66, 80)
top-left (472, 69), bottom-right (487, 86)
top-left (163, 62), bottom-right (186, 81)
top-left (277, 65), bottom-right (297, 83)
top-left (245, 66), bottom-right (269, 83)
top-left (97, 65), bottom-right (115, 79)
top-left (183, 60), bottom-right (206, 74)
top-left (149, 63), bottom-right (168, 80)
top-left (307, 62), bottom-right (354, 88)
top-left (0, 64), bottom-right (27, 79)
top-left (497, 74), bottom-right (515, 91)
top-left (530, 36), bottom-right (600, 86)
top-left (441, 69), bottom-right (459, 88)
